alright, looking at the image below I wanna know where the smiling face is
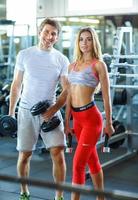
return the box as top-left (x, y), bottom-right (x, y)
top-left (39, 24), bottom-right (59, 50)
top-left (79, 31), bottom-right (93, 54)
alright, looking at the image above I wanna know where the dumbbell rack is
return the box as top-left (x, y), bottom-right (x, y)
top-left (99, 26), bottom-right (138, 170)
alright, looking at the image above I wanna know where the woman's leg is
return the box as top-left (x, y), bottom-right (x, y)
top-left (91, 169), bottom-right (105, 200)
top-left (88, 148), bottom-right (105, 200)
top-left (71, 121), bottom-right (82, 200)
top-left (72, 144), bottom-right (97, 200)
top-left (71, 106), bottom-right (103, 200)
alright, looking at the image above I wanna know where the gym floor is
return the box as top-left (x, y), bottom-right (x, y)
top-left (0, 132), bottom-right (138, 200)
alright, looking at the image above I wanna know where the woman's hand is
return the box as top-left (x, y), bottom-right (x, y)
top-left (104, 123), bottom-right (114, 137)
top-left (64, 123), bottom-right (74, 136)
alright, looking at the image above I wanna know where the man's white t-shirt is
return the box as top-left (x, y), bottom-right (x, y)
top-left (15, 46), bottom-right (69, 109)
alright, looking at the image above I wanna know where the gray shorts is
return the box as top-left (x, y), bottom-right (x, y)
top-left (17, 107), bottom-right (66, 151)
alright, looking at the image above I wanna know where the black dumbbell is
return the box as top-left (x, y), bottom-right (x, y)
top-left (109, 120), bottom-right (126, 149)
top-left (102, 134), bottom-right (110, 153)
top-left (41, 116), bottom-right (61, 132)
top-left (65, 133), bottom-right (73, 153)
top-left (30, 101), bottom-right (61, 132)
top-left (0, 115), bottom-right (17, 136)
top-left (30, 101), bottom-right (50, 116)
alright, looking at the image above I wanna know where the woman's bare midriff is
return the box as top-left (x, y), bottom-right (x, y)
top-left (70, 84), bottom-right (95, 107)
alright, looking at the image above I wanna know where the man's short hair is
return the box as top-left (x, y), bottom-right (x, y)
top-left (39, 18), bottom-right (61, 35)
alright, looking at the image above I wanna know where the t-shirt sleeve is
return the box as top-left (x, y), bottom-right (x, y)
top-left (15, 51), bottom-right (25, 71)
top-left (60, 56), bottom-right (70, 77)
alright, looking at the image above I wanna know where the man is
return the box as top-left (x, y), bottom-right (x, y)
top-left (9, 18), bottom-right (70, 200)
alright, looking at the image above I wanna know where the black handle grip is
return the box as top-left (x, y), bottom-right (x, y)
top-left (104, 134), bottom-right (109, 147)
top-left (67, 133), bottom-right (72, 148)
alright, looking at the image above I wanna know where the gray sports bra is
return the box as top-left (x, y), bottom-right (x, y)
top-left (68, 60), bottom-right (99, 88)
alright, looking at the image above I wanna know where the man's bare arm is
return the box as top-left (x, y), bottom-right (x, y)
top-left (42, 76), bottom-right (69, 120)
top-left (9, 70), bottom-right (24, 117)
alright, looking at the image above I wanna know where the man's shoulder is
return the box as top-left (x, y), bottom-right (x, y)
top-left (53, 48), bottom-right (68, 59)
top-left (53, 49), bottom-right (70, 67)
top-left (18, 46), bottom-right (37, 55)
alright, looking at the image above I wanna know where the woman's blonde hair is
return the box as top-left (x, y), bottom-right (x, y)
top-left (74, 27), bottom-right (103, 62)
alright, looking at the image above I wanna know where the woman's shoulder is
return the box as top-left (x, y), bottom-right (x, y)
top-left (68, 61), bottom-right (77, 71)
top-left (94, 59), bottom-right (107, 68)
top-left (92, 59), bottom-right (108, 74)
top-left (94, 59), bottom-right (108, 75)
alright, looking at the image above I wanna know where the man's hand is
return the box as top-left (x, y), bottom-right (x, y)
top-left (42, 105), bottom-right (57, 122)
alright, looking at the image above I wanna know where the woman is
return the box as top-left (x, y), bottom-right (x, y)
top-left (65, 27), bottom-right (114, 200)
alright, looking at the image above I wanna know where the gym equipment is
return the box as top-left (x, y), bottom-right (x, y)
top-left (111, 85), bottom-right (138, 89)
top-left (0, 84), bottom-right (10, 107)
top-left (30, 101), bottom-right (61, 132)
top-left (30, 100), bottom-right (50, 116)
top-left (109, 120), bottom-right (126, 149)
top-left (103, 53), bottom-right (112, 72)
top-left (66, 133), bottom-right (73, 153)
top-left (0, 115), bottom-right (17, 135)
top-left (0, 20), bottom-right (16, 82)
top-left (113, 89), bottom-right (127, 105)
top-left (112, 55), bottom-right (138, 59)
top-left (102, 134), bottom-right (110, 153)
top-left (41, 116), bottom-right (61, 132)
top-left (101, 120), bottom-right (126, 152)
top-left (109, 72), bottom-right (138, 78)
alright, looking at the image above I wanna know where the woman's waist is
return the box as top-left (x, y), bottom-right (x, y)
top-left (71, 101), bottom-right (95, 112)
top-left (71, 94), bottom-right (94, 108)
top-left (71, 99), bottom-right (94, 108)
top-left (71, 102), bottom-right (102, 123)
top-left (70, 86), bottom-right (94, 106)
